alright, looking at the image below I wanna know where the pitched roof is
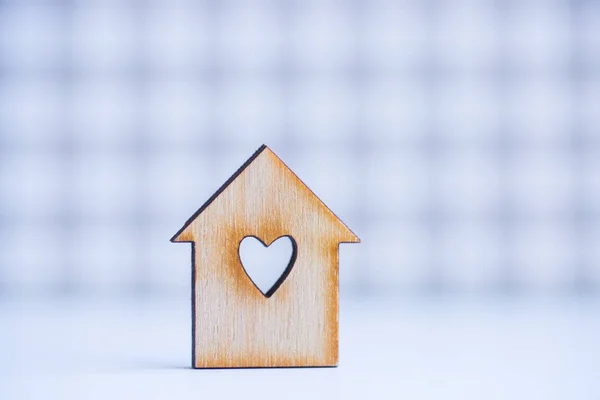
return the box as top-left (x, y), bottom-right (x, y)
top-left (171, 144), bottom-right (359, 243)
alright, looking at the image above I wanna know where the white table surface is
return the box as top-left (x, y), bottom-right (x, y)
top-left (1, 296), bottom-right (599, 400)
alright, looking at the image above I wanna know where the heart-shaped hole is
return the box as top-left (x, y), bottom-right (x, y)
top-left (238, 235), bottom-right (297, 298)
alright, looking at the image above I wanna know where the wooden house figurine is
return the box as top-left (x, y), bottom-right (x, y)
top-left (171, 145), bottom-right (359, 368)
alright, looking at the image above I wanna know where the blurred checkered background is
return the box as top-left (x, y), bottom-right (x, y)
top-left (0, 0), bottom-right (599, 298)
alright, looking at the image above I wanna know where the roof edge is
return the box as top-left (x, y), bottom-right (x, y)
top-left (267, 148), bottom-right (361, 243)
top-left (170, 144), bottom-right (268, 243)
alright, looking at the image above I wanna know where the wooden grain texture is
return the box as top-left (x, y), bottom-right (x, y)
top-left (171, 145), bottom-right (359, 368)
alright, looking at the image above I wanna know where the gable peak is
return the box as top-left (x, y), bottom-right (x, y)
top-left (171, 144), bottom-right (359, 243)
